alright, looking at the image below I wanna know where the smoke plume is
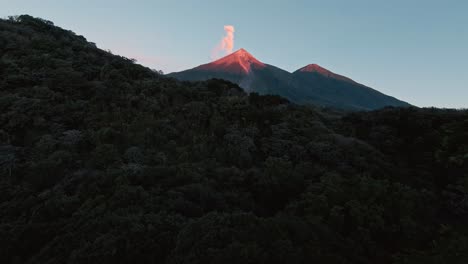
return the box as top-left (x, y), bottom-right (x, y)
top-left (211, 25), bottom-right (235, 60)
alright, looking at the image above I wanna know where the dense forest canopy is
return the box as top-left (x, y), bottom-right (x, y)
top-left (1, 15), bottom-right (468, 263)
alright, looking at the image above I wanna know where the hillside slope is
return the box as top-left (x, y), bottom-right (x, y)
top-left (1, 15), bottom-right (468, 264)
top-left (292, 64), bottom-right (409, 110)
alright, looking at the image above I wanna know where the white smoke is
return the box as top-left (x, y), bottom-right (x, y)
top-left (211, 25), bottom-right (235, 60)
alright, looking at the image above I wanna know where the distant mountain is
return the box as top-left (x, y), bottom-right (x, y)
top-left (291, 64), bottom-right (410, 110)
top-left (169, 49), bottom-right (410, 110)
top-left (169, 49), bottom-right (299, 102)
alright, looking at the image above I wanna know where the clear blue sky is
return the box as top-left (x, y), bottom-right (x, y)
top-left (2, 0), bottom-right (467, 108)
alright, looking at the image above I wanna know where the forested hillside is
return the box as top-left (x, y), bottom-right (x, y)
top-left (1, 15), bottom-right (468, 264)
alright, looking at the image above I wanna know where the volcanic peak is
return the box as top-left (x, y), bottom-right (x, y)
top-left (197, 48), bottom-right (266, 74)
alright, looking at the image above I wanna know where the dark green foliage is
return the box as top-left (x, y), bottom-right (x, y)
top-left (1, 16), bottom-right (467, 263)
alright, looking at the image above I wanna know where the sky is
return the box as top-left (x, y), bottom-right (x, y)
top-left (1, 0), bottom-right (467, 108)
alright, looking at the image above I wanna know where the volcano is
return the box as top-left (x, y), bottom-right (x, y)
top-left (168, 49), bottom-right (410, 110)
top-left (198, 48), bottom-right (266, 74)
top-left (169, 49), bottom-right (297, 100)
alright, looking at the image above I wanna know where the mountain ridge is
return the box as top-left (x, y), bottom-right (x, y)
top-left (169, 48), bottom-right (410, 110)
top-left (295, 64), bottom-right (357, 84)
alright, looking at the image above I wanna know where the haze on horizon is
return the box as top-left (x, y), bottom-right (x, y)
top-left (1, 0), bottom-right (467, 108)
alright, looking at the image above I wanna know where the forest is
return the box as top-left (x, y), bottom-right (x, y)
top-left (1, 15), bottom-right (468, 263)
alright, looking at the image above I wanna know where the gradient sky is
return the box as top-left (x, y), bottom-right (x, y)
top-left (2, 0), bottom-right (467, 108)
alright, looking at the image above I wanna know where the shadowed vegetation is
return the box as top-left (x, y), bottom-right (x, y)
top-left (1, 15), bottom-right (468, 264)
